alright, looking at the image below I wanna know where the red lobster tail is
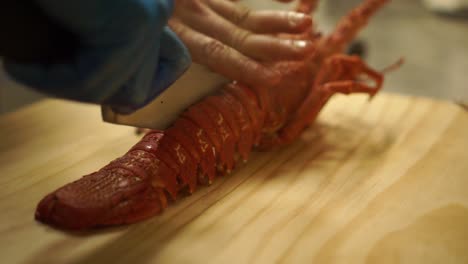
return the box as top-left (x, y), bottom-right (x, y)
top-left (35, 83), bottom-right (263, 230)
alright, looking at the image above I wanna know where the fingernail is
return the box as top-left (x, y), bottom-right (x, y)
top-left (293, 40), bottom-right (308, 49)
top-left (280, 39), bottom-right (311, 50)
top-left (288, 12), bottom-right (306, 27)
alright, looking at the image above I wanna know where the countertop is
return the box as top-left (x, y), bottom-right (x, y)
top-left (1, 92), bottom-right (467, 264)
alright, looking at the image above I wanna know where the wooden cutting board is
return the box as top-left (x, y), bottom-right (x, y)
top-left (0, 93), bottom-right (467, 264)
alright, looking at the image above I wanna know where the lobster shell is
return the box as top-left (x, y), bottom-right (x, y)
top-left (35, 0), bottom-right (393, 230)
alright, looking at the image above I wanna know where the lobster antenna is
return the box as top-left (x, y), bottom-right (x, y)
top-left (322, 0), bottom-right (390, 55)
top-left (381, 57), bottom-right (404, 74)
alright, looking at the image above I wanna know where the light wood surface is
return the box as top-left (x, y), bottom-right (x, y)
top-left (0, 93), bottom-right (467, 264)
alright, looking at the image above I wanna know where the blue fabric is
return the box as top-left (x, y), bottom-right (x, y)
top-left (4, 0), bottom-right (191, 114)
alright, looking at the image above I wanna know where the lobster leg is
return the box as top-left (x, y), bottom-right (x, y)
top-left (277, 55), bottom-right (383, 145)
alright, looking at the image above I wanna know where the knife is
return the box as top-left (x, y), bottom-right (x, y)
top-left (101, 63), bottom-right (228, 129)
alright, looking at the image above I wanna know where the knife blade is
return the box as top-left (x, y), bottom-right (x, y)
top-left (101, 63), bottom-right (228, 129)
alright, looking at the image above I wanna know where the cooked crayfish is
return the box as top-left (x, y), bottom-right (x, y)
top-left (36, 0), bottom-right (398, 229)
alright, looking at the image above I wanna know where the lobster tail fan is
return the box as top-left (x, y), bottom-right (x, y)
top-left (323, 0), bottom-right (390, 55)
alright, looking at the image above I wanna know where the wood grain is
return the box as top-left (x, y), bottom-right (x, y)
top-left (0, 93), bottom-right (467, 264)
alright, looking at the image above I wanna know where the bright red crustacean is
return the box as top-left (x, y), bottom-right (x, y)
top-left (35, 0), bottom-right (398, 230)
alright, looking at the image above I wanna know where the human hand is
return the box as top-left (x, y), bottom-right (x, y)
top-left (169, 0), bottom-right (314, 88)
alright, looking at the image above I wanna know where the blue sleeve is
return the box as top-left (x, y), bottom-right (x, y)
top-left (4, 0), bottom-right (191, 114)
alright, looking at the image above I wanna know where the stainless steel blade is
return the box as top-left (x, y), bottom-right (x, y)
top-left (101, 63), bottom-right (227, 129)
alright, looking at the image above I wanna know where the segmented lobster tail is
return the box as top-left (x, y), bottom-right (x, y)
top-left (323, 0), bottom-right (390, 55)
top-left (35, 83), bottom-right (263, 230)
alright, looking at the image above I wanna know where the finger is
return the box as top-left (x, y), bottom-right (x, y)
top-left (234, 34), bottom-right (314, 61)
top-left (169, 18), bottom-right (280, 88)
top-left (175, 5), bottom-right (313, 61)
top-left (206, 0), bottom-right (312, 34)
top-left (296, 0), bottom-right (320, 14)
top-left (243, 10), bottom-right (312, 34)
